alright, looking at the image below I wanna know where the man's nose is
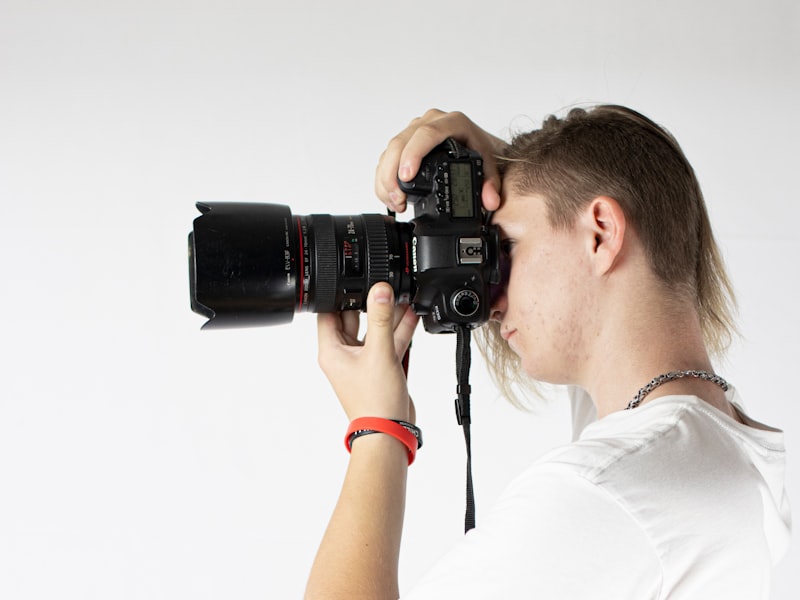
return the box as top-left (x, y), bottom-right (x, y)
top-left (489, 287), bottom-right (507, 323)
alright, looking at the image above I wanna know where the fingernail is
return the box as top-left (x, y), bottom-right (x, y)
top-left (388, 192), bottom-right (405, 213)
top-left (398, 164), bottom-right (412, 181)
top-left (373, 286), bottom-right (392, 304)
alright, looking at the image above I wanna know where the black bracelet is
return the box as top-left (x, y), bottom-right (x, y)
top-left (347, 419), bottom-right (423, 450)
top-left (392, 419), bottom-right (423, 450)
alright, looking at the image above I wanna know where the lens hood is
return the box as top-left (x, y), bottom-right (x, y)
top-left (189, 202), bottom-right (297, 329)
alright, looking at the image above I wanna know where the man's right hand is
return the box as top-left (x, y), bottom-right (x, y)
top-left (374, 108), bottom-right (508, 214)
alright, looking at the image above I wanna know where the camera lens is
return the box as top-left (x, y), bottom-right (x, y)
top-left (189, 202), bottom-right (413, 329)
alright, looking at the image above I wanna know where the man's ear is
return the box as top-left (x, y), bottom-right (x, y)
top-left (580, 196), bottom-right (626, 276)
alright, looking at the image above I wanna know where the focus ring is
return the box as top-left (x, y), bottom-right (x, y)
top-left (364, 215), bottom-right (390, 289)
top-left (310, 215), bottom-right (338, 312)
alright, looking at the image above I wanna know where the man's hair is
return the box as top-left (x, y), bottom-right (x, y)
top-left (478, 105), bottom-right (737, 407)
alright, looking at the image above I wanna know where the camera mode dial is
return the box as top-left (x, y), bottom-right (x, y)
top-left (451, 289), bottom-right (480, 318)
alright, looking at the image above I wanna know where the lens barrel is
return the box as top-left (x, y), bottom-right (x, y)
top-left (189, 202), bottom-right (413, 329)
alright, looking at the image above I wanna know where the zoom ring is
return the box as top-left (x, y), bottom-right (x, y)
top-left (364, 215), bottom-right (390, 289)
top-left (310, 215), bottom-right (338, 312)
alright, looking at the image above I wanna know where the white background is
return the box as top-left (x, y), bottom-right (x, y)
top-left (1, 0), bottom-right (798, 598)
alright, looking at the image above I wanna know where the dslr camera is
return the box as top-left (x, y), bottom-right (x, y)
top-left (188, 139), bottom-right (501, 333)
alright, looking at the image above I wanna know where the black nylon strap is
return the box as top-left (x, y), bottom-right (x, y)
top-left (454, 326), bottom-right (476, 532)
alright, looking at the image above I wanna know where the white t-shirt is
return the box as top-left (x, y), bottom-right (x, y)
top-left (404, 389), bottom-right (791, 599)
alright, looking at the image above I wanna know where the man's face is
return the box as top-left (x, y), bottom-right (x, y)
top-left (490, 189), bottom-right (594, 384)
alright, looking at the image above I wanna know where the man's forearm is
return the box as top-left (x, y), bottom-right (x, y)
top-left (305, 433), bottom-right (409, 600)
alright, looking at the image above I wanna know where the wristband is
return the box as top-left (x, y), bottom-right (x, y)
top-left (348, 420), bottom-right (423, 451)
top-left (345, 417), bottom-right (422, 465)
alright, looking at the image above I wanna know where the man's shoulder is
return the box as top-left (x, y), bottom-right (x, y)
top-left (535, 396), bottom-right (696, 481)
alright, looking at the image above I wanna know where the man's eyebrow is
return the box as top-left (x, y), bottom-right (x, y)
top-left (492, 217), bottom-right (519, 236)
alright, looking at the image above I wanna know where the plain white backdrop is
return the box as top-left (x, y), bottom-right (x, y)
top-left (1, 0), bottom-right (798, 598)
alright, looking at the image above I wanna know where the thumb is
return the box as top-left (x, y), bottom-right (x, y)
top-left (364, 282), bottom-right (395, 349)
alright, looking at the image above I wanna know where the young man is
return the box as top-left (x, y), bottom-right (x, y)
top-left (306, 107), bottom-right (790, 599)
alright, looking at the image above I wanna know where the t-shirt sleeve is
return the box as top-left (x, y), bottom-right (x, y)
top-left (402, 467), bottom-right (662, 599)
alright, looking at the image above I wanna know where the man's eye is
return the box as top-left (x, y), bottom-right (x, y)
top-left (500, 239), bottom-right (516, 257)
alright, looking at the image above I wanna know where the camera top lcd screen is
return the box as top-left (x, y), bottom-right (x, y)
top-left (449, 162), bottom-right (474, 219)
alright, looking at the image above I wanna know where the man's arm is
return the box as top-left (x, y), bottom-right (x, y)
top-left (305, 434), bottom-right (408, 600)
top-left (306, 284), bottom-right (419, 599)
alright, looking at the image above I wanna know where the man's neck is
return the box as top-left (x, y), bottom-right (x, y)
top-left (579, 288), bottom-right (731, 419)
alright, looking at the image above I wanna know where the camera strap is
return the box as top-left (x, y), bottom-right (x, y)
top-left (454, 325), bottom-right (476, 533)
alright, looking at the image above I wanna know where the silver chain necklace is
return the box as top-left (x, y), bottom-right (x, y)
top-left (626, 370), bottom-right (729, 410)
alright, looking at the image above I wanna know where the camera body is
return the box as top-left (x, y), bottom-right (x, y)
top-left (401, 139), bottom-right (500, 332)
top-left (188, 139), bottom-right (501, 333)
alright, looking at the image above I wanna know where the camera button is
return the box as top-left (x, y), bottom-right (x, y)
top-left (451, 289), bottom-right (480, 318)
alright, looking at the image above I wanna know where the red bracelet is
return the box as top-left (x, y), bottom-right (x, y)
top-left (345, 417), bottom-right (419, 465)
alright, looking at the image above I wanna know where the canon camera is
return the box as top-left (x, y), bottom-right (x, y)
top-left (188, 139), bottom-right (501, 333)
